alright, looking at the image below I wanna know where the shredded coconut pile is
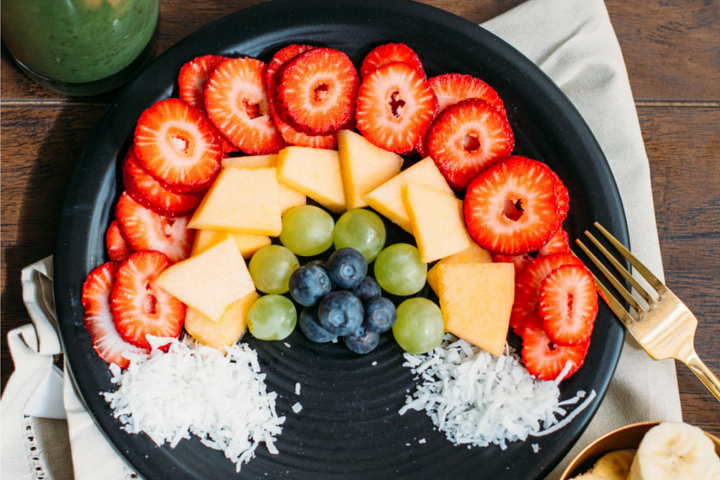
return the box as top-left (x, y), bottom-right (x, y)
top-left (102, 337), bottom-right (285, 471)
top-left (399, 335), bottom-right (595, 450)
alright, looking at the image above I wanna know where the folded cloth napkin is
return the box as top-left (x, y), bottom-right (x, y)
top-left (1, 0), bottom-right (683, 478)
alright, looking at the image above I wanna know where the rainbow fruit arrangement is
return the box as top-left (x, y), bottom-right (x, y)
top-left (82, 42), bottom-right (598, 381)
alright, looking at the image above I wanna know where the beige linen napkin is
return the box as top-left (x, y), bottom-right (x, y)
top-left (1, 0), bottom-right (682, 478)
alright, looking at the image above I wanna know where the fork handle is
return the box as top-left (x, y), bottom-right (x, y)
top-left (684, 351), bottom-right (720, 403)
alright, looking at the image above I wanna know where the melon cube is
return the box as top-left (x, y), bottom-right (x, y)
top-left (191, 229), bottom-right (271, 259)
top-left (154, 237), bottom-right (255, 322)
top-left (184, 291), bottom-right (259, 351)
top-left (277, 146), bottom-right (346, 214)
top-left (337, 130), bottom-right (403, 209)
top-left (437, 263), bottom-right (515, 357)
top-left (403, 183), bottom-right (471, 263)
top-left (188, 167), bottom-right (282, 236)
top-left (427, 242), bottom-right (492, 295)
top-left (364, 157), bottom-right (453, 233)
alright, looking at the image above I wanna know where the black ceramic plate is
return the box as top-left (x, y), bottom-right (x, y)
top-left (54, 1), bottom-right (628, 479)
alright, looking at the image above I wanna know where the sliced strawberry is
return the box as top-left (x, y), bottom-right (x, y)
top-left (550, 170), bottom-right (570, 222)
top-left (267, 44), bottom-right (316, 83)
top-left (110, 251), bottom-right (185, 350)
top-left (492, 252), bottom-right (535, 277)
top-left (426, 99), bottom-right (514, 190)
top-left (134, 98), bottom-right (222, 194)
top-left (538, 228), bottom-right (570, 256)
top-left (428, 73), bottom-right (506, 117)
top-left (205, 57), bottom-right (286, 155)
top-left (464, 156), bottom-right (560, 255)
top-left (123, 148), bottom-right (201, 218)
top-left (510, 253), bottom-right (584, 335)
top-left (359, 43), bottom-right (425, 79)
top-left (115, 192), bottom-right (193, 263)
top-left (539, 265), bottom-right (598, 346)
top-left (107, 220), bottom-right (132, 262)
top-left (276, 48), bottom-right (360, 136)
top-left (178, 55), bottom-right (230, 111)
top-left (356, 62), bottom-right (438, 155)
top-left (521, 314), bottom-right (589, 381)
top-left (82, 262), bottom-right (148, 368)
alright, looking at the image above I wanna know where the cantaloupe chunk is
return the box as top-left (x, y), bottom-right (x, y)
top-left (191, 229), bottom-right (271, 259)
top-left (277, 146), bottom-right (346, 214)
top-left (154, 237), bottom-right (255, 322)
top-left (364, 157), bottom-right (453, 233)
top-left (437, 263), bottom-right (515, 357)
top-left (337, 130), bottom-right (403, 209)
top-left (222, 156), bottom-right (306, 214)
top-left (403, 183), bottom-right (471, 263)
top-left (188, 167), bottom-right (282, 236)
top-left (184, 291), bottom-right (259, 350)
top-left (427, 242), bottom-right (492, 295)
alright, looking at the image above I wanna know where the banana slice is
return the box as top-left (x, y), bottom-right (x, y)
top-left (591, 449), bottom-right (636, 479)
top-left (629, 422), bottom-right (720, 480)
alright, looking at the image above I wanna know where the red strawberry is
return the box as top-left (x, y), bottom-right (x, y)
top-left (359, 43), bottom-right (425, 79)
top-left (464, 156), bottom-right (560, 255)
top-left (491, 252), bottom-right (535, 277)
top-left (539, 265), bottom-right (598, 346)
top-left (550, 170), bottom-right (570, 222)
top-left (428, 73), bottom-right (506, 117)
top-left (521, 314), bottom-right (589, 381)
top-left (178, 55), bottom-right (230, 111)
top-left (276, 48), bottom-right (360, 136)
top-left (134, 98), bottom-right (223, 194)
top-left (115, 192), bottom-right (194, 263)
top-left (110, 251), bottom-right (185, 350)
top-left (205, 57), bottom-right (286, 155)
top-left (538, 227), bottom-right (570, 256)
top-left (123, 148), bottom-right (201, 218)
top-left (510, 253), bottom-right (584, 335)
top-left (426, 98), bottom-right (514, 190)
top-left (355, 62), bottom-right (438, 155)
top-left (82, 262), bottom-right (149, 368)
top-left (107, 220), bottom-right (132, 262)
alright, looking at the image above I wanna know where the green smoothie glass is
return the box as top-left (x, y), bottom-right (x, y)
top-left (2, 0), bottom-right (158, 96)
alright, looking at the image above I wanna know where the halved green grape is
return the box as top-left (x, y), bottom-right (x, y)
top-left (247, 294), bottom-right (297, 341)
top-left (333, 209), bottom-right (386, 262)
top-left (280, 205), bottom-right (335, 256)
top-left (374, 243), bottom-right (427, 296)
top-left (392, 298), bottom-right (444, 354)
top-left (249, 245), bottom-right (300, 294)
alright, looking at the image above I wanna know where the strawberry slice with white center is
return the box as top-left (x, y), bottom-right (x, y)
top-left (205, 57), bottom-right (286, 155)
top-left (359, 43), bottom-right (426, 79)
top-left (521, 313), bottom-right (589, 381)
top-left (276, 48), bottom-right (360, 136)
top-left (123, 147), bottom-right (200, 217)
top-left (106, 220), bottom-right (132, 262)
top-left (510, 252), bottom-right (584, 335)
top-left (82, 262), bottom-right (149, 368)
top-left (539, 265), bottom-right (598, 346)
top-left (266, 45), bottom-right (337, 149)
top-left (426, 98), bottom-right (514, 190)
top-left (134, 98), bottom-right (223, 194)
top-left (464, 156), bottom-right (560, 255)
top-left (110, 251), bottom-right (185, 350)
top-left (356, 62), bottom-right (438, 155)
top-left (115, 192), bottom-right (194, 263)
top-left (428, 73), bottom-right (506, 117)
top-left (538, 227), bottom-right (570, 256)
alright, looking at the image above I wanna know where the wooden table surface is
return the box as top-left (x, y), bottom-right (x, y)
top-left (2, 0), bottom-right (718, 443)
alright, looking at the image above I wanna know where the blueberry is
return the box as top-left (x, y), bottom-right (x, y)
top-left (342, 326), bottom-right (380, 354)
top-left (352, 276), bottom-right (382, 302)
top-left (305, 259), bottom-right (327, 270)
top-left (318, 291), bottom-right (364, 336)
top-left (364, 297), bottom-right (397, 333)
top-left (289, 265), bottom-right (333, 306)
top-left (327, 248), bottom-right (367, 290)
top-left (299, 307), bottom-right (336, 343)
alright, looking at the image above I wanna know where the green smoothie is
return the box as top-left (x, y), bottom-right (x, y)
top-left (2, 0), bottom-right (157, 88)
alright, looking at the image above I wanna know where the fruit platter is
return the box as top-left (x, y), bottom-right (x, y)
top-left (53, 1), bottom-right (628, 479)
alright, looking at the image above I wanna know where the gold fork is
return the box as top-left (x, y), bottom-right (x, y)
top-left (575, 222), bottom-right (720, 402)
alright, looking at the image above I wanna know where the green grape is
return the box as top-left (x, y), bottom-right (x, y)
top-left (249, 245), bottom-right (299, 294)
top-left (333, 209), bottom-right (387, 262)
top-left (280, 205), bottom-right (335, 256)
top-left (247, 295), bottom-right (297, 341)
top-left (374, 244), bottom-right (427, 296)
top-left (392, 298), bottom-right (444, 354)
